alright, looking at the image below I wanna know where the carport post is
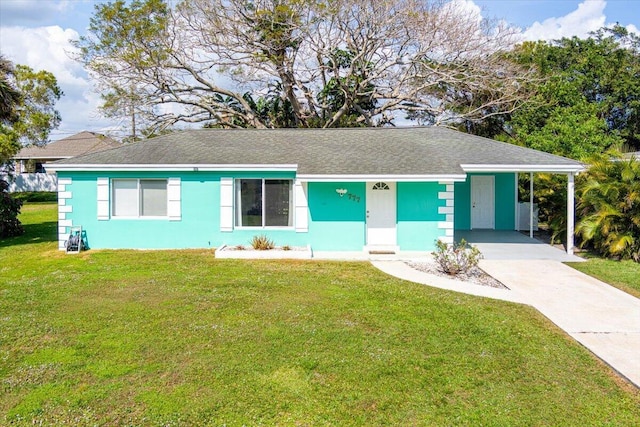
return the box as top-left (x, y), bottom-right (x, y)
top-left (567, 173), bottom-right (575, 255)
top-left (529, 172), bottom-right (534, 238)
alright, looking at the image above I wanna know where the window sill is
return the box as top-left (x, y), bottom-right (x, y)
top-left (234, 226), bottom-right (295, 230)
top-left (111, 216), bottom-right (170, 220)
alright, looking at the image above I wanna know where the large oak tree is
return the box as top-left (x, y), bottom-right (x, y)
top-left (75, 0), bottom-right (534, 135)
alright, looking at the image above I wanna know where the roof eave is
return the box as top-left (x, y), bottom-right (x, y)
top-left (461, 164), bottom-right (586, 173)
top-left (297, 174), bottom-right (467, 182)
top-left (46, 163), bottom-right (299, 172)
top-left (14, 155), bottom-right (74, 160)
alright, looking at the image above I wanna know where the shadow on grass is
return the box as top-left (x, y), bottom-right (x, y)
top-left (0, 221), bottom-right (57, 248)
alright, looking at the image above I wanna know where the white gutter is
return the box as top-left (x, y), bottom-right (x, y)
top-left (46, 163), bottom-right (299, 172)
top-left (297, 174), bottom-right (468, 182)
top-left (462, 164), bottom-right (585, 173)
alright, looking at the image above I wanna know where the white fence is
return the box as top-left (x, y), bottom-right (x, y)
top-left (1, 173), bottom-right (57, 192)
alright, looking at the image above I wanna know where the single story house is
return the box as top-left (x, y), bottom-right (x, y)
top-left (47, 127), bottom-right (584, 255)
top-left (13, 131), bottom-right (121, 174)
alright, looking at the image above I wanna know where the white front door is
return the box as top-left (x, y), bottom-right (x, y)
top-left (471, 176), bottom-right (495, 229)
top-left (366, 182), bottom-right (397, 246)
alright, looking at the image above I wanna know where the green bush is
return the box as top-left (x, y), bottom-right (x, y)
top-left (576, 156), bottom-right (640, 262)
top-left (432, 239), bottom-right (483, 275)
top-left (0, 179), bottom-right (24, 237)
top-left (11, 191), bottom-right (57, 202)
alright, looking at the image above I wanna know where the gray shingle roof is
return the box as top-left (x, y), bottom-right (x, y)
top-left (50, 127), bottom-right (584, 176)
top-left (15, 131), bottom-right (121, 159)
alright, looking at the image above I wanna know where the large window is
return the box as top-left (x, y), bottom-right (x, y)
top-left (112, 179), bottom-right (168, 218)
top-left (235, 179), bottom-right (293, 227)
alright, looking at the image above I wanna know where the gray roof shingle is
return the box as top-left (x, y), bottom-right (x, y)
top-left (50, 127), bottom-right (584, 176)
top-left (15, 131), bottom-right (122, 159)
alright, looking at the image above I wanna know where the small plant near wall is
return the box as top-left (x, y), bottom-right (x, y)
top-left (432, 239), bottom-right (483, 275)
top-left (250, 234), bottom-right (275, 250)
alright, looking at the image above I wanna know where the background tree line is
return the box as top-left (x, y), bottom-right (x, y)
top-left (1, 55), bottom-right (62, 237)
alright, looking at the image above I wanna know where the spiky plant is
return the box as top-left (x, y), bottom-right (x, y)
top-left (576, 155), bottom-right (640, 262)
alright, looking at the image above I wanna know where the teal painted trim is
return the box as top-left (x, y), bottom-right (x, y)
top-left (397, 182), bottom-right (445, 250)
top-left (494, 173), bottom-right (516, 230)
top-left (307, 182), bottom-right (365, 250)
top-left (454, 173), bottom-right (515, 231)
top-left (454, 180), bottom-right (471, 230)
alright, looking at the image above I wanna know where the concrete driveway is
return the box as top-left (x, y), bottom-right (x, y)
top-left (480, 259), bottom-right (640, 388)
top-left (372, 259), bottom-right (640, 388)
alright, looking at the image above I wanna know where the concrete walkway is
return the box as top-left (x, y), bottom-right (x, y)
top-left (371, 259), bottom-right (640, 388)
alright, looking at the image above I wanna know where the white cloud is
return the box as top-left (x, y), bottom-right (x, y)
top-left (445, 0), bottom-right (484, 23)
top-left (625, 23), bottom-right (640, 35)
top-left (0, 25), bottom-right (119, 140)
top-left (522, 0), bottom-right (607, 41)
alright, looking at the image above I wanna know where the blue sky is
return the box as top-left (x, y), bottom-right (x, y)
top-left (1, 0), bottom-right (639, 140)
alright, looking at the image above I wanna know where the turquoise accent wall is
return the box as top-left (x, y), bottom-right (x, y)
top-left (60, 172), bottom-right (476, 251)
top-left (60, 171), bottom-right (306, 250)
top-left (454, 173), bottom-right (515, 231)
top-left (307, 182), bottom-right (366, 250)
top-left (397, 182), bottom-right (446, 250)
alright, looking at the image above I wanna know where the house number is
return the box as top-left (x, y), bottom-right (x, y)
top-left (347, 193), bottom-right (360, 203)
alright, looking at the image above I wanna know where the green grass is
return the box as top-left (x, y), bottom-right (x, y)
top-left (568, 258), bottom-right (640, 298)
top-left (1, 203), bottom-right (639, 425)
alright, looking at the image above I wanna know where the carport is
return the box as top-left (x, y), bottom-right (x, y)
top-left (455, 230), bottom-right (584, 262)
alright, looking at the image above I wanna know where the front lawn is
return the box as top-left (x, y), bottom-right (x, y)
top-left (568, 258), bottom-right (640, 298)
top-left (1, 203), bottom-right (639, 425)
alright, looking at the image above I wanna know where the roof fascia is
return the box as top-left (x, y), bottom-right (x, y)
top-left (46, 164), bottom-right (299, 172)
top-left (13, 156), bottom-right (73, 160)
top-left (297, 174), bottom-right (467, 182)
top-left (461, 164), bottom-right (585, 173)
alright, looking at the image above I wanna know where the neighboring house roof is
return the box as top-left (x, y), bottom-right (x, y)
top-left (48, 127), bottom-right (584, 179)
top-left (14, 131), bottom-right (121, 160)
top-left (623, 151), bottom-right (640, 160)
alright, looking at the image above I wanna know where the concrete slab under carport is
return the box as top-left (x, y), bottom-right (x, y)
top-left (455, 230), bottom-right (584, 262)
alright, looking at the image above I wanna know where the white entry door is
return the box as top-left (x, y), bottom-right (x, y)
top-left (366, 182), bottom-right (397, 246)
top-left (471, 176), bottom-right (495, 229)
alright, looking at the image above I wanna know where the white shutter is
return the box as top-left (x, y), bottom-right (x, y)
top-left (97, 177), bottom-right (110, 220)
top-left (167, 178), bottom-right (181, 221)
top-left (294, 180), bottom-right (308, 232)
top-left (220, 177), bottom-right (233, 232)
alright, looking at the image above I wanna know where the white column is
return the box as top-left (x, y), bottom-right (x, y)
top-left (529, 172), bottom-right (534, 238)
top-left (567, 173), bottom-right (575, 255)
top-left (514, 172), bottom-right (519, 230)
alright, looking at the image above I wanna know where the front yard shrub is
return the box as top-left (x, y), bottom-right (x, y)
top-left (432, 238), bottom-right (483, 275)
top-left (250, 234), bottom-right (275, 250)
top-left (576, 155), bottom-right (640, 262)
top-left (0, 179), bottom-right (23, 237)
top-left (11, 191), bottom-right (57, 202)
